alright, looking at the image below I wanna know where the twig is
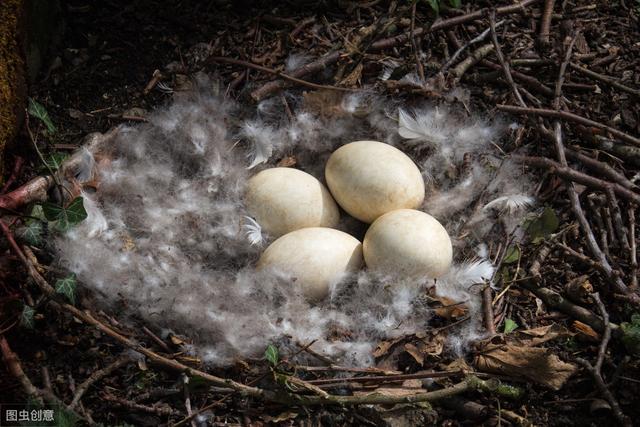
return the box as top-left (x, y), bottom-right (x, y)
top-left (489, 11), bottom-right (526, 107)
top-left (441, 21), bottom-right (504, 74)
top-left (569, 63), bottom-right (640, 97)
top-left (68, 354), bottom-right (132, 410)
top-left (1, 156), bottom-right (25, 194)
top-left (565, 149), bottom-right (635, 190)
top-left (409, 0), bottom-right (425, 82)
top-left (182, 374), bottom-right (196, 427)
top-left (305, 370), bottom-right (462, 386)
top-left (605, 187), bottom-right (629, 248)
top-left (556, 242), bottom-right (621, 278)
top-left (483, 285), bottom-right (496, 335)
top-left (209, 56), bottom-right (355, 95)
top-left (102, 393), bottom-right (178, 417)
top-left (629, 206), bottom-right (638, 289)
top-left (452, 44), bottom-right (495, 79)
top-left (538, 0), bottom-right (555, 49)
top-left (514, 155), bottom-right (640, 205)
top-left (0, 175), bottom-right (54, 211)
top-left (497, 105), bottom-right (640, 147)
top-left (142, 326), bottom-right (172, 353)
top-left (575, 296), bottom-right (630, 426)
top-left (0, 336), bottom-right (44, 406)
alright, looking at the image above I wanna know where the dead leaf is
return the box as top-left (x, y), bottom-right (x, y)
top-left (302, 90), bottom-right (346, 117)
top-left (276, 156), bottom-right (297, 167)
top-left (514, 324), bottom-right (572, 346)
top-left (373, 336), bottom-right (404, 359)
top-left (404, 343), bottom-right (424, 366)
top-left (475, 344), bottom-right (577, 390)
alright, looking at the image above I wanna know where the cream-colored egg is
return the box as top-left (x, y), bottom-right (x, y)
top-left (245, 167), bottom-right (340, 237)
top-left (363, 209), bottom-right (452, 278)
top-left (257, 227), bottom-right (363, 301)
top-left (325, 141), bottom-right (425, 223)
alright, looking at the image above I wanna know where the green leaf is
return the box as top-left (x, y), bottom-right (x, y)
top-left (503, 246), bottom-right (520, 264)
top-left (55, 274), bottom-right (77, 304)
top-left (44, 152), bottom-right (68, 171)
top-left (42, 197), bottom-right (88, 232)
top-left (425, 0), bottom-right (439, 13)
top-left (621, 314), bottom-right (640, 356)
top-left (30, 204), bottom-right (46, 221)
top-left (27, 98), bottom-right (57, 134)
top-left (526, 207), bottom-right (559, 244)
top-left (503, 318), bottom-right (519, 334)
top-left (264, 344), bottom-right (279, 366)
top-left (15, 221), bottom-right (44, 246)
top-left (21, 305), bottom-right (35, 329)
top-left (448, 0), bottom-right (461, 8)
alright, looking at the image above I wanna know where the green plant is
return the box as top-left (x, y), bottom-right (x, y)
top-left (264, 344), bottom-right (279, 366)
top-left (621, 314), bottom-right (640, 356)
top-left (424, 0), bottom-right (462, 14)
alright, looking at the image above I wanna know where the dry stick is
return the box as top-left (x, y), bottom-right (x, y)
top-left (514, 155), bottom-right (640, 205)
top-left (576, 293), bottom-right (630, 427)
top-left (305, 370), bottom-right (462, 386)
top-left (548, 34), bottom-right (636, 304)
top-left (497, 105), bottom-right (640, 147)
top-left (569, 63), bottom-right (640, 98)
top-left (565, 149), bottom-right (636, 190)
top-left (102, 394), bottom-right (178, 417)
top-left (556, 242), bottom-right (621, 278)
top-left (629, 207), bottom-right (638, 290)
top-left (1, 157), bottom-right (25, 194)
top-left (452, 44), bottom-right (495, 79)
top-left (440, 20), bottom-right (504, 74)
top-left (68, 354), bottom-right (133, 410)
top-left (208, 57), bottom-right (354, 94)
top-left (251, 0), bottom-right (541, 100)
top-left (482, 285), bottom-right (496, 335)
top-left (409, 0), bottom-right (425, 82)
top-left (0, 175), bottom-right (54, 212)
top-left (489, 10), bottom-right (526, 107)
top-left (538, 0), bottom-right (555, 48)
top-left (0, 336), bottom-right (44, 406)
top-left (606, 187), bottom-right (629, 249)
top-left (142, 326), bottom-right (172, 353)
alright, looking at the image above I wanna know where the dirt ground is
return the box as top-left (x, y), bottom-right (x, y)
top-left (2, 0), bottom-right (640, 426)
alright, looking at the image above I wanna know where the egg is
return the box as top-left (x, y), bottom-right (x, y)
top-left (325, 140), bottom-right (425, 223)
top-left (257, 227), bottom-right (363, 301)
top-left (363, 209), bottom-right (452, 278)
top-left (245, 167), bottom-right (340, 237)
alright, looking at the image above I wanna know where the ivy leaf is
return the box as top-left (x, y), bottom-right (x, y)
top-left (503, 246), bottom-right (520, 264)
top-left (27, 98), bottom-right (57, 134)
top-left (503, 318), bottom-right (519, 334)
top-left (30, 204), bottom-right (46, 221)
top-left (264, 344), bottom-right (279, 366)
top-left (21, 305), bottom-right (35, 329)
top-left (55, 274), bottom-right (77, 304)
top-left (425, 0), bottom-right (440, 14)
top-left (42, 197), bottom-right (88, 232)
top-left (526, 207), bottom-right (559, 244)
top-left (15, 221), bottom-right (44, 246)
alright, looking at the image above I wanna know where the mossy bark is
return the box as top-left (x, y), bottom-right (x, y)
top-left (0, 0), bottom-right (62, 178)
top-left (0, 0), bottom-right (27, 176)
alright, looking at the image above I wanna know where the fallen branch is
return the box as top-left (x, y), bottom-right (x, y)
top-left (0, 336), bottom-right (44, 406)
top-left (538, 0), bottom-right (555, 49)
top-left (565, 149), bottom-right (635, 190)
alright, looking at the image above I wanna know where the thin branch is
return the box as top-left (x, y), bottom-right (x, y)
top-left (569, 63), bottom-right (640, 97)
top-left (69, 354), bottom-right (132, 410)
top-left (497, 105), bottom-right (640, 147)
top-left (489, 11), bottom-right (526, 107)
top-left (538, 0), bottom-right (555, 49)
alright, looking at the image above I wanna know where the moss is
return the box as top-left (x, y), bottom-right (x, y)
top-left (0, 0), bottom-right (27, 176)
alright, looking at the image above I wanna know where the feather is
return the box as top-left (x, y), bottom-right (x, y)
top-left (483, 194), bottom-right (534, 214)
top-left (242, 216), bottom-right (264, 246)
top-left (242, 121), bottom-right (277, 169)
top-left (398, 108), bottom-right (448, 144)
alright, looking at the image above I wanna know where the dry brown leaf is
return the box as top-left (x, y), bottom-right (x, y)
top-left (373, 337), bottom-right (404, 359)
top-left (475, 344), bottom-right (577, 390)
top-left (276, 156), bottom-right (297, 167)
top-left (339, 62), bottom-right (363, 88)
top-left (432, 295), bottom-right (468, 319)
top-left (302, 90), bottom-right (345, 117)
top-left (404, 343), bottom-right (424, 366)
top-left (514, 323), bottom-right (572, 346)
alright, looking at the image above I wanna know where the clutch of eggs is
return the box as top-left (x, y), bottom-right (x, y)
top-left (257, 227), bottom-right (363, 301)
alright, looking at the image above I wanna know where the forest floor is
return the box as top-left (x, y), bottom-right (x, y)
top-left (2, 0), bottom-right (640, 426)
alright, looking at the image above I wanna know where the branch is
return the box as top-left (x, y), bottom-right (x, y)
top-left (497, 105), bottom-right (640, 147)
top-left (68, 354), bottom-right (133, 410)
top-left (569, 63), bottom-right (640, 98)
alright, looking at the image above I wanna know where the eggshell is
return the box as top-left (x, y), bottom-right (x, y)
top-left (363, 209), bottom-right (452, 278)
top-left (257, 227), bottom-right (363, 301)
top-left (245, 167), bottom-right (340, 237)
top-left (325, 141), bottom-right (425, 223)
